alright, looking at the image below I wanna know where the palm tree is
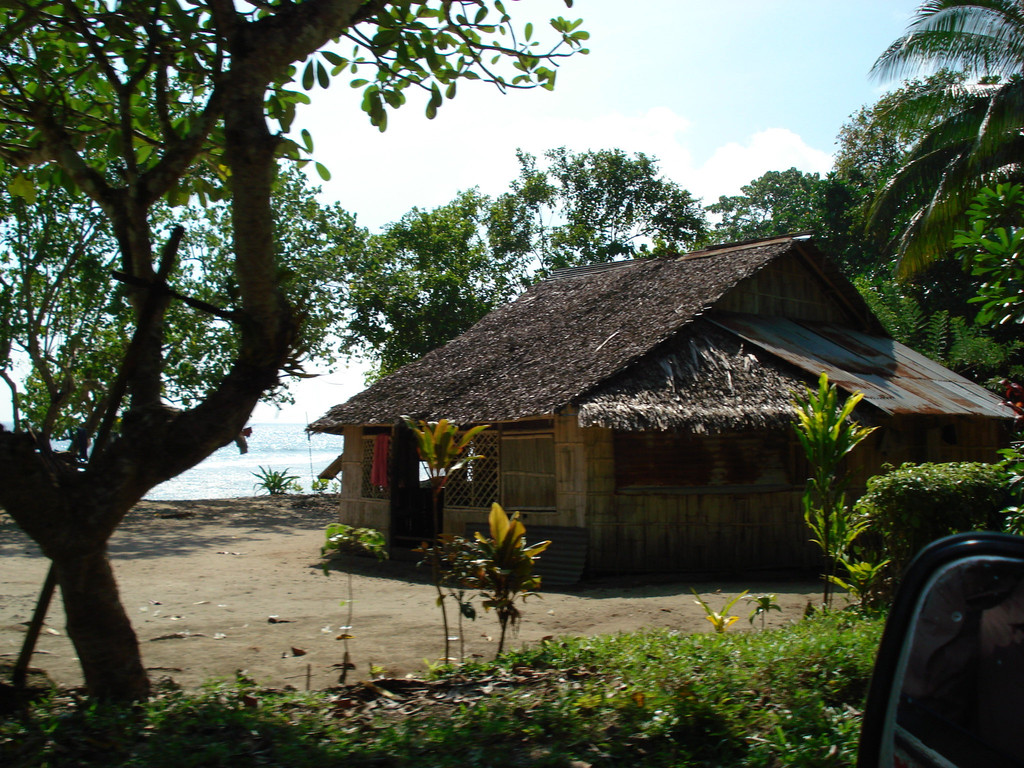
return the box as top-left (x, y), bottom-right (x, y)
top-left (870, 1), bottom-right (1024, 276)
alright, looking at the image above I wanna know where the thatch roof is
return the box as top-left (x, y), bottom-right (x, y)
top-left (576, 319), bottom-right (808, 434)
top-left (309, 235), bottom-right (846, 433)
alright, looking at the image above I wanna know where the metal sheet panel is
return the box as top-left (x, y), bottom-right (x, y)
top-left (712, 314), bottom-right (1013, 419)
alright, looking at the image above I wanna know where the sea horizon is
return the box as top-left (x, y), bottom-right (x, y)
top-left (0, 421), bottom-right (343, 501)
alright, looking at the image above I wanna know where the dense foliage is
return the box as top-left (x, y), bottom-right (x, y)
top-left (854, 460), bottom-right (1012, 590)
top-left (0, 613), bottom-right (882, 768)
top-left (869, 1), bottom-right (1024, 276)
top-left (506, 147), bottom-right (709, 271)
top-left (954, 182), bottom-right (1024, 327)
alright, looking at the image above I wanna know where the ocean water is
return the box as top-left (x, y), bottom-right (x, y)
top-left (146, 422), bottom-right (343, 500)
top-left (0, 421), bottom-right (343, 500)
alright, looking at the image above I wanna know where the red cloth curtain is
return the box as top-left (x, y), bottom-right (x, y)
top-left (370, 434), bottom-right (390, 489)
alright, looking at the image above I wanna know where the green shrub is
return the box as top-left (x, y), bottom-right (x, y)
top-left (855, 461), bottom-right (1010, 594)
top-left (252, 466), bottom-right (302, 495)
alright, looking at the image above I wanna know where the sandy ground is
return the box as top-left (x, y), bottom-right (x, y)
top-left (0, 496), bottom-right (824, 691)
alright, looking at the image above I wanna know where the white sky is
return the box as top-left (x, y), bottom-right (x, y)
top-left (1, 1), bottom-right (924, 426)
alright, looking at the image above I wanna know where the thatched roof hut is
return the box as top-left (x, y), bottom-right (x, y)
top-left (310, 235), bottom-right (1013, 579)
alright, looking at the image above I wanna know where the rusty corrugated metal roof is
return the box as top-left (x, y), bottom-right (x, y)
top-left (711, 313), bottom-right (1014, 419)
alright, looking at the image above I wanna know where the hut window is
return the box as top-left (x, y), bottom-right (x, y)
top-left (360, 435), bottom-right (390, 499)
top-left (445, 430), bottom-right (499, 509)
top-left (614, 430), bottom-right (789, 491)
top-left (501, 434), bottom-right (556, 511)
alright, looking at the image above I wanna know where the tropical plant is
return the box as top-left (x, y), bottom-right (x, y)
top-left (870, 1), bottom-right (1024, 276)
top-left (853, 272), bottom-right (1023, 381)
top-left (828, 553), bottom-right (892, 611)
top-left (310, 477), bottom-right (340, 494)
top-left (746, 593), bottom-right (781, 630)
top-left (321, 523), bottom-right (387, 683)
top-left (0, 0), bottom-right (587, 701)
top-left (1000, 442), bottom-right (1024, 533)
top-left (465, 503), bottom-right (550, 657)
top-left (792, 373), bottom-right (877, 609)
top-left (691, 589), bottom-right (749, 633)
top-left (954, 182), bottom-right (1024, 326)
top-left (252, 466), bottom-right (302, 496)
top-left (404, 417), bottom-right (489, 662)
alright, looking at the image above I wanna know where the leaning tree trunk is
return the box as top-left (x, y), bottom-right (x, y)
top-left (53, 546), bottom-right (150, 700)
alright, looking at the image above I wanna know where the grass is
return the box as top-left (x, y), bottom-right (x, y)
top-left (1, 612), bottom-right (882, 767)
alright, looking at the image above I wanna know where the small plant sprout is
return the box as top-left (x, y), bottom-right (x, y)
top-left (692, 589), bottom-right (749, 633)
top-left (252, 466), bottom-right (302, 495)
top-left (310, 477), bottom-right (340, 494)
top-left (321, 524), bottom-right (387, 684)
top-left (746, 593), bottom-right (781, 630)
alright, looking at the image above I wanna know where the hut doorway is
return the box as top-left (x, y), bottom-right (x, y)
top-left (389, 424), bottom-right (434, 549)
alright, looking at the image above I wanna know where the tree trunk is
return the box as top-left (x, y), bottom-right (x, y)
top-left (53, 547), bottom-right (150, 700)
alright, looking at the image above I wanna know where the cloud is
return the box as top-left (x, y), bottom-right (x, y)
top-left (690, 128), bottom-right (835, 203)
top-left (300, 93), bottom-right (834, 232)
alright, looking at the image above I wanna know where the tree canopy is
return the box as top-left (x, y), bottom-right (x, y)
top-left (869, 1), bottom-right (1024, 275)
top-left (707, 168), bottom-right (823, 244)
top-left (502, 147), bottom-right (708, 272)
top-left (342, 188), bottom-right (523, 376)
top-left (339, 146), bottom-right (709, 377)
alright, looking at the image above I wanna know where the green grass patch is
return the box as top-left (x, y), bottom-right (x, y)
top-left (1, 612), bottom-right (882, 767)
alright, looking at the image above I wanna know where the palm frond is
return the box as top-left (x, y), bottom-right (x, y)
top-left (873, 1), bottom-right (1024, 81)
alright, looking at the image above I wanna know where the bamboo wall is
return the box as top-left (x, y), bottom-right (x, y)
top-left (335, 410), bottom-right (1008, 577)
top-left (581, 422), bottom-right (817, 575)
top-left (334, 425), bottom-right (391, 536)
top-left (582, 413), bottom-right (1008, 576)
top-left (847, 414), bottom-right (1007, 492)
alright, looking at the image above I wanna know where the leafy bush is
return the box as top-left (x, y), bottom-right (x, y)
top-left (310, 477), bottom-right (341, 494)
top-left (854, 461), bottom-right (1011, 593)
top-left (321, 523), bottom-right (387, 560)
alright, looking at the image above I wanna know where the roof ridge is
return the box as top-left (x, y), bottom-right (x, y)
top-left (545, 258), bottom-right (645, 281)
top-left (675, 232), bottom-right (810, 261)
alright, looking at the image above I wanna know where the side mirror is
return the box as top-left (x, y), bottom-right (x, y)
top-left (859, 532), bottom-right (1024, 767)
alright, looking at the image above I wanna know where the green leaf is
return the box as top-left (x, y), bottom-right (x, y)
top-left (315, 162), bottom-right (331, 181)
top-left (426, 84), bottom-right (442, 119)
top-left (302, 61), bottom-right (315, 90)
top-left (8, 173), bottom-right (36, 204)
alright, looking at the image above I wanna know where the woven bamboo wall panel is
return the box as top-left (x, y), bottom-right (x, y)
top-left (501, 434), bottom-right (555, 509)
top-left (445, 430), bottom-right (500, 509)
top-left (614, 430), bottom-right (790, 489)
